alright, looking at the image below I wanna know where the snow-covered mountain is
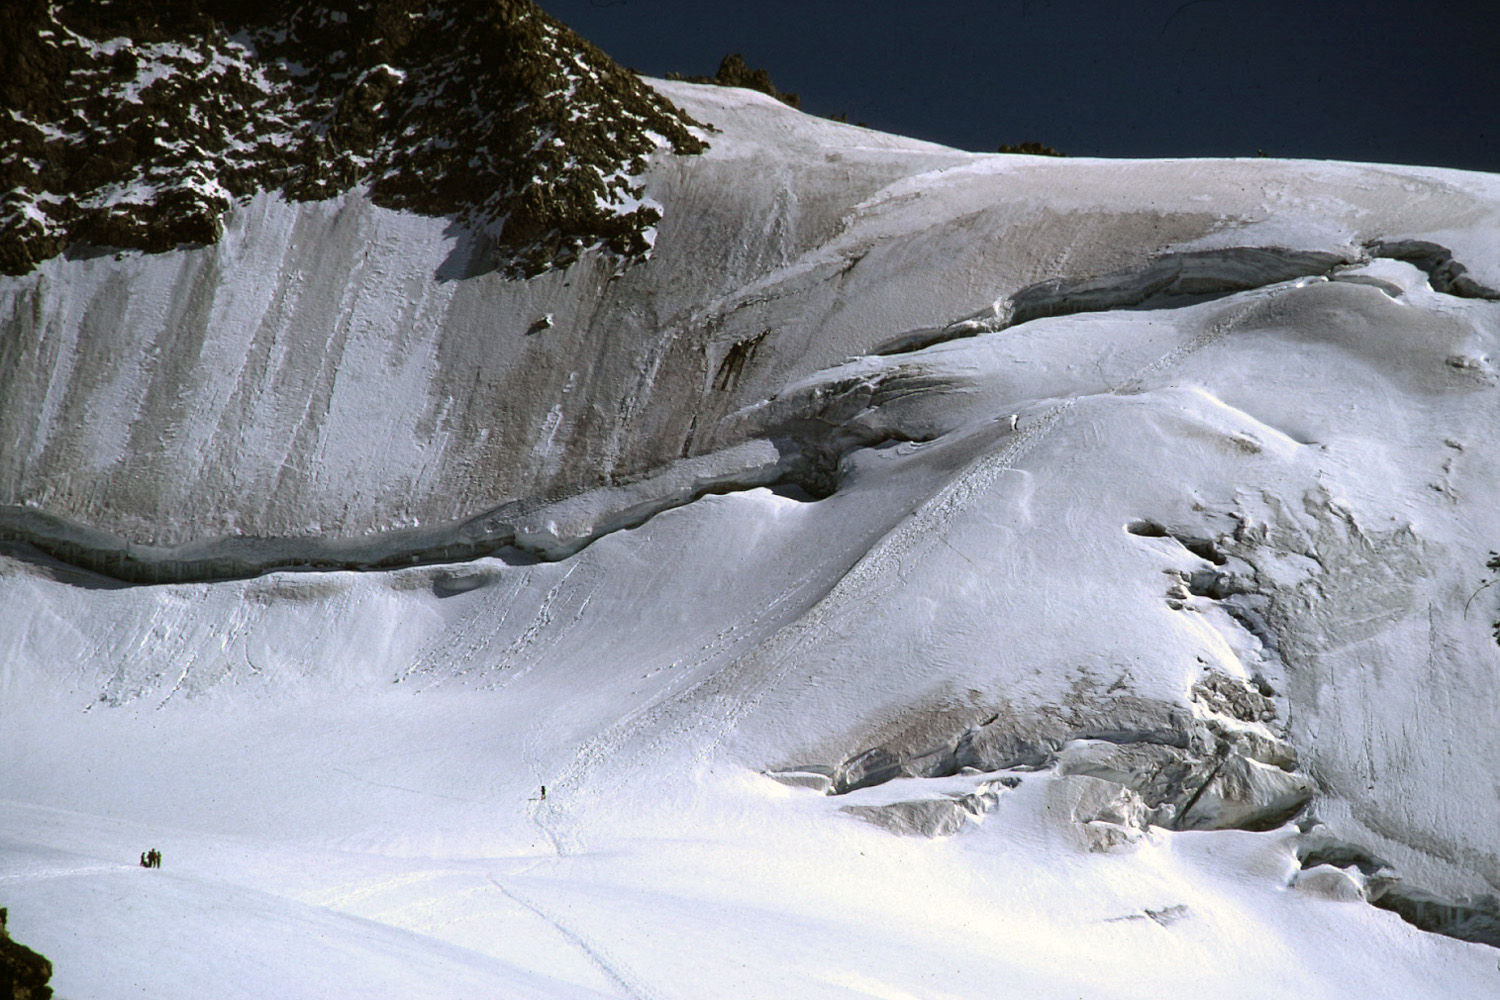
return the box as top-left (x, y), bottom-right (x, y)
top-left (3, 7), bottom-right (1500, 998)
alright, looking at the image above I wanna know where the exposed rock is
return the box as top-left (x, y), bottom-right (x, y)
top-left (0, 0), bottom-right (706, 277)
top-left (996, 141), bottom-right (1064, 157)
top-left (0, 908), bottom-right (53, 1000)
top-left (666, 53), bottom-right (799, 109)
top-left (1191, 670), bottom-right (1276, 725)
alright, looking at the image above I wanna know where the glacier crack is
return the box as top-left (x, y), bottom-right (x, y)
top-left (872, 246), bottom-right (1354, 356)
top-left (871, 240), bottom-right (1498, 359)
top-left (0, 464), bottom-right (788, 586)
top-left (1366, 240), bottom-right (1500, 301)
top-left (1296, 829), bottom-right (1500, 950)
top-left (0, 414), bottom-right (926, 586)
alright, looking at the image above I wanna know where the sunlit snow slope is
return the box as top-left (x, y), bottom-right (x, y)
top-left (4, 79), bottom-right (1500, 999)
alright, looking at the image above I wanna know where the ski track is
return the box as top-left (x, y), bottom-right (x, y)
top-left (0, 863), bottom-right (130, 884)
top-left (331, 767), bottom-right (480, 804)
top-left (534, 554), bottom-right (849, 855)
top-left (485, 871), bottom-right (659, 1000)
top-left (488, 567), bottom-right (596, 693)
top-left (401, 566), bottom-right (534, 683)
top-left (307, 868), bottom-right (471, 911)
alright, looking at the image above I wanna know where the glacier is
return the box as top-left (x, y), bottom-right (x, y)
top-left (3, 77), bottom-right (1500, 998)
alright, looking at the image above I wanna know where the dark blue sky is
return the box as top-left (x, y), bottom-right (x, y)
top-left (541, 0), bottom-right (1498, 172)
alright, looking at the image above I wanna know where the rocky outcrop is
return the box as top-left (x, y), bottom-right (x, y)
top-left (0, 0), bottom-right (706, 277)
top-left (666, 54), bottom-right (800, 109)
top-left (0, 909), bottom-right (53, 1000)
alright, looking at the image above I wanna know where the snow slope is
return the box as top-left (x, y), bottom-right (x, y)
top-left (3, 80), bottom-right (1500, 998)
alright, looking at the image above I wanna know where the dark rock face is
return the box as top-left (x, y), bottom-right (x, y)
top-left (666, 53), bottom-right (800, 109)
top-left (0, 0), bottom-right (706, 277)
top-left (0, 908), bottom-right (54, 1000)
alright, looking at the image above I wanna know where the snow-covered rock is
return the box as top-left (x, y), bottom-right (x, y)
top-left (0, 0), bottom-right (705, 277)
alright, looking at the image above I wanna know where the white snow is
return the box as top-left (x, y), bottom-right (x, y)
top-left (3, 79), bottom-right (1500, 998)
